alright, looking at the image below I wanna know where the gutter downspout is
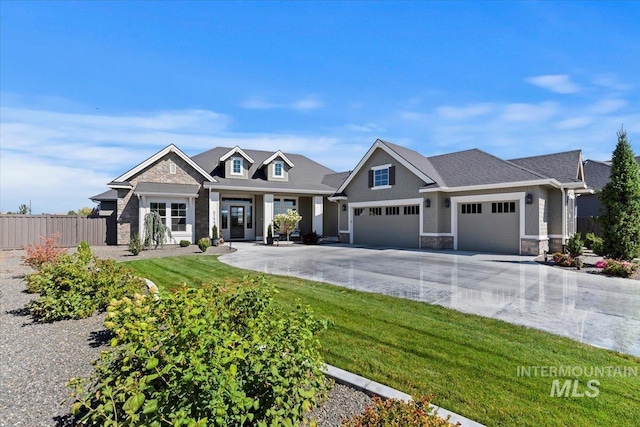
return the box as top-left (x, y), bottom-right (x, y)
top-left (561, 186), bottom-right (567, 249)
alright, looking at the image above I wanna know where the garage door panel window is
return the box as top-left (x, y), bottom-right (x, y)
top-left (403, 205), bottom-right (419, 215)
top-left (354, 208), bottom-right (364, 216)
top-left (461, 203), bottom-right (482, 214)
top-left (369, 207), bottom-right (382, 216)
top-left (491, 202), bottom-right (516, 213)
top-left (386, 206), bottom-right (400, 215)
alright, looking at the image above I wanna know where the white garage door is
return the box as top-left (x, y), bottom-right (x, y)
top-left (353, 205), bottom-right (420, 248)
top-left (457, 201), bottom-right (519, 254)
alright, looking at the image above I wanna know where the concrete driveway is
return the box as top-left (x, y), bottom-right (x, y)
top-left (221, 243), bottom-right (640, 357)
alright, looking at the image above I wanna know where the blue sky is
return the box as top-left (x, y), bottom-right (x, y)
top-left (1, 1), bottom-right (639, 213)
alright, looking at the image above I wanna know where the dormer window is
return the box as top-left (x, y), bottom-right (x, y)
top-left (273, 161), bottom-right (284, 177)
top-left (231, 157), bottom-right (242, 175)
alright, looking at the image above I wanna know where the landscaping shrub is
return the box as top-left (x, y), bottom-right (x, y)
top-left (551, 252), bottom-right (582, 268)
top-left (341, 395), bottom-right (458, 427)
top-left (68, 280), bottom-right (328, 427)
top-left (197, 237), bottom-right (210, 252)
top-left (22, 233), bottom-right (66, 270)
top-left (566, 233), bottom-right (583, 257)
top-left (303, 231), bottom-right (320, 244)
top-left (597, 259), bottom-right (639, 278)
top-left (128, 234), bottom-right (143, 256)
top-left (26, 248), bottom-right (144, 321)
top-left (592, 238), bottom-right (604, 256)
top-left (584, 232), bottom-right (597, 250)
top-left (179, 240), bottom-right (190, 247)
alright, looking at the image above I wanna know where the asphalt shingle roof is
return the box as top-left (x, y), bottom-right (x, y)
top-left (509, 150), bottom-right (582, 183)
top-left (191, 147), bottom-right (339, 193)
top-left (89, 189), bottom-right (118, 202)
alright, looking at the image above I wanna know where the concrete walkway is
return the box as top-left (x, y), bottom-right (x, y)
top-left (221, 243), bottom-right (640, 357)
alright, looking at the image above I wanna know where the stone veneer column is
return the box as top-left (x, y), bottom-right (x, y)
top-left (312, 196), bottom-right (323, 236)
top-left (209, 191), bottom-right (220, 239)
top-left (263, 194), bottom-right (274, 244)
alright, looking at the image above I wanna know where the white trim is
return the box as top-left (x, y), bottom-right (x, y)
top-left (420, 233), bottom-right (454, 237)
top-left (108, 183), bottom-right (133, 189)
top-left (169, 162), bottom-right (176, 174)
top-left (134, 190), bottom-right (199, 198)
top-left (263, 194), bottom-right (274, 244)
top-left (339, 229), bottom-right (350, 234)
top-left (113, 144), bottom-right (217, 183)
top-left (419, 178), bottom-right (561, 193)
top-left (337, 139), bottom-right (436, 193)
top-left (202, 184), bottom-right (334, 195)
top-left (230, 157), bottom-right (244, 176)
top-left (209, 190), bottom-right (220, 239)
top-left (372, 185), bottom-right (392, 190)
top-left (523, 235), bottom-right (548, 240)
top-left (371, 163), bottom-right (392, 171)
top-left (262, 150), bottom-right (294, 168)
top-left (328, 196), bottom-right (347, 201)
top-left (451, 192), bottom-right (526, 255)
top-left (313, 196), bottom-right (323, 235)
top-left (219, 146), bottom-right (255, 164)
top-left (273, 160), bottom-right (284, 177)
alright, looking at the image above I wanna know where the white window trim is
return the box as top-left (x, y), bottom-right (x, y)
top-left (273, 160), bottom-right (284, 178)
top-left (273, 196), bottom-right (299, 215)
top-left (142, 196), bottom-right (195, 243)
top-left (231, 157), bottom-right (243, 176)
top-left (169, 161), bottom-right (177, 174)
top-left (371, 163), bottom-right (391, 189)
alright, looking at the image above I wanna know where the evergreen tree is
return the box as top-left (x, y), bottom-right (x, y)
top-left (599, 128), bottom-right (640, 260)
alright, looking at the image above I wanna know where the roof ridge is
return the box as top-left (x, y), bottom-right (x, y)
top-left (509, 149), bottom-right (582, 162)
top-left (378, 139), bottom-right (446, 185)
top-left (468, 148), bottom-right (551, 180)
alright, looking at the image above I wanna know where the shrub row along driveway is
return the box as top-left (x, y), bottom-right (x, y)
top-left (222, 243), bottom-right (640, 357)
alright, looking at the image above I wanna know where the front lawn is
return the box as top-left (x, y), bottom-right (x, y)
top-left (127, 255), bottom-right (640, 427)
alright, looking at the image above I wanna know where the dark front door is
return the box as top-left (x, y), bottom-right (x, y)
top-left (230, 206), bottom-right (245, 239)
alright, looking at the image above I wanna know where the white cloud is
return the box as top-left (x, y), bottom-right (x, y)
top-left (526, 74), bottom-right (581, 94)
top-left (556, 117), bottom-right (592, 130)
top-left (241, 96), bottom-right (324, 111)
top-left (588, 98), bottom-right (627, 115)
top-left (436, 103), bottom-right (494, 120)
top-left (501, 102), bottom-right (558, 122)
top-left (346, 122), bottom-right (382, 132)
top-left (592, 75), bottom-right (632, 91)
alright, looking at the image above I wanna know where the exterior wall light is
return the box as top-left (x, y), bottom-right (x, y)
top-left (444, 198), bottom-right (451, 208)
top-left (526, 193), bottom-right (533, 204)
top-left (342, 204), bottom-right (347, 212)
top-left (424, 198), bottom-right (431, 208)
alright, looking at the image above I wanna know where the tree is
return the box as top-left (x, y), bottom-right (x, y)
top-left (18, 204), bottom-right (31, 214)
top-left (77, 206), bottom-right (93, 216)
top-left (273, 209), bottom-right (302, 242)
top-left (143, 211), bottom-right (172, 249)
top-left (599, 128), bottom-right (640, 260)
top-left (68, 210), bottom-right (77, 216)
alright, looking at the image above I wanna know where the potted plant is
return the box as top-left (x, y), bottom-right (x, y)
top-left (266, 224), bottom-right (274, 246)
top-left (211, 224), bottom-right (220, 246)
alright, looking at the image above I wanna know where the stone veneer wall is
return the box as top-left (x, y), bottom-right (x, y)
top-left (420, 236), bottom-right (454, 250)
top-left (548, 238), bottom-right (563, 253)
top-left (338, 232), bottom-right (349, 243)
top-left (521, 239), bottom-right (548, 256)
top-left (116, 153), bottom-right (204, 245)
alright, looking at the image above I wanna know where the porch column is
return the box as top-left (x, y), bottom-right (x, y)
top-left (188, 196), bottom-right (195, 244)
top-left (209, 190), bottom-right (220, 239)
top-left (264, 194), bottom-right (274, 244)
top-left (313, 196), bottom-right (323, 236)
top-left (138, 195), bottom-right (147, 242)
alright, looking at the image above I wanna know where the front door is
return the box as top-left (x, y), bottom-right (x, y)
top-left (230, 206), bottom-right (245, 239)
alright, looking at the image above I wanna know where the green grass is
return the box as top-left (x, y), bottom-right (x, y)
top-left (126, 255), bottom-right (640, 427)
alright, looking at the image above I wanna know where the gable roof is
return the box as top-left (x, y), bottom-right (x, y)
top-left (509, 150), bottom-right (584, 184)
top-left (262, 150), bottom-right (295, 168)
top-left (582, 160), bottom-right (612, 190)
top-left (111, 144), bottom-right (216, 184)
top-left (219, 146), bottom-right (255, 164)
top-left (192, 147), bottom-right (338, 194)
top-left (337, 139), bottom-right (437, 193)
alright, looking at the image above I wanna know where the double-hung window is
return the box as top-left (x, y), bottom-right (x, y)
top-left (369, 164), bottom-right (395, 189)
top-left (231, 158), bottom-right (242, 175)
top-left (273, 161), bottom-right (284, 177)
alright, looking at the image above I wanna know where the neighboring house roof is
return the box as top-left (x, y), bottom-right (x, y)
top-left (134, 182), bottom-right (200, 197)
top-left (509, 150), bottom-right (584, 184)
top-left (192, 147), bottom-right (338, 194)
top-left (582, 160), bottom-right (612, 191)
top-left (111, 144), bottom-right (216, 185)
top-left (321, 171), bottom-right (351, 189)
top-left (90, 189), bottom-right (118, 202)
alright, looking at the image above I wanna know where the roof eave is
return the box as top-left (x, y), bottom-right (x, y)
top-left (418, 178), bottom-right (562, 193)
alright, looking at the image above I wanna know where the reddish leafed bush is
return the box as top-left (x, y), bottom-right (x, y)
top-left (341, 395), bottom-right (459, 427)
top-left (22, 233), bottom-right (66, 269)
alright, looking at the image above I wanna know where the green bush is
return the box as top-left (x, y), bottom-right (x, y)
top-left (197, 237), bottom-right (210, 252)
top-left (26, 251), bottom-right (144, 322)
top-left (179, 240), bottom-right (190, 247)
top-left (601, 259), bottom-right (639, 278)
top-left (566, 233), bottom-right (584, 257)
top-left (592, 238), bottom-right (604, 256)
top-left (584, 232), bottom-right (597, 250)
top-left (69, 280), bottom-right (328, 427)
top-left (341, 395), bottom-right (457, 427)
top-left (128, 234), bottom-right (143, 256)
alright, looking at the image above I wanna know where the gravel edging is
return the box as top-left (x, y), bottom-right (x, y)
top-left (0, 248), bottom-right (372, 427)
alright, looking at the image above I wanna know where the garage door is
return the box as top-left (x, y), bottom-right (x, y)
top-left (457, 201), bottom-right (519, 254)
top-left (353, 205), bottom-right (420, 248)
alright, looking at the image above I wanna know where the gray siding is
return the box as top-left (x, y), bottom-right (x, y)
top-left (323, 199), bottom-right (338, 238)
top-left (339, 201), bottom-right (348, 230)
top-left (224, 157), bottom-right (250, 179)
top-left (343, 149), bottom-right (426, 202)
top-left (547, 189), bottom-right (563, 235)
top-left (266, 161), bottom-right (290, 182)
top-left (298, 197), bottom-right (312, 235)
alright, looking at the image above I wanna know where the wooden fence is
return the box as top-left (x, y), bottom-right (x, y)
top-left (0, 215), bottom-right (108, 249)
top-left (577, 216), bottom-right (601, 237)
